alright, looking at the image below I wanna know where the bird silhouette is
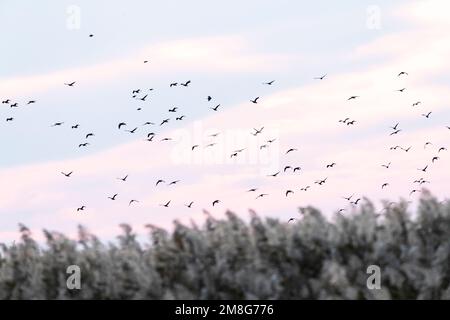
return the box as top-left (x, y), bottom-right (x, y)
top-left (161, 200), bottom-right (171, 207)
top-left (129, 200), bottom-right (139, 206)
top-left (77, 206), bottom-right (85, 212)
top-left (390, 123), bottom-right (400, 131)
top-left (160, 118), bottom-right (170, 126)
top-left (156, 179), bottom-right (165, 186)
top-left (347, 96), bottom-right (359, 100)
top-left (418, 165), bottom-right (428, 172)
top-left (85, 133), bottom-right (94, 139)
top-left (61, 171), bottom-right (73, 177)
top-left (64, 82), bottom-right (76, 87)
top-left (108, 194), bottom-right (118, 200)
top-left (396, 88), bottom-right (406, 92)
top-left (168, 107), bottom-right (178, 113)
top-left (264, 80), bottom-right (275, 85)
top-left (210, 104), bottom-right (220, 111)
top-left (185, 202), bottom-right (194, 208)
top-left (126, 127), bottom-right (138, 134)
top-left (212, 200), bottom-right (220, 206)
top-left (422, 112), bottom-right (432, 118)
top-left (286, 148), bottom-right (298, 154)
top-left (250, 97), bottom-right (260, 104)
top-left (314, 74), bottom-right (327, 80)
top-left (285, 190), bottom-right (294, 197)
top-left (382, 183), bottom-right (389, 189)
top-left (326, 163), bottom-right (336, 168)
top-left (267, 171), bottom-right (280, 177)
top-left (381, 162), bottom-right (391, 169)
top-left (118, 175), bottom-right (128, 182)
top-left (398, 71), bottom-right (408, 77)
top-left (79, 143), bottom-right (89, 147)
top-left (118, 122), bottom-right (127, 129)
top-left (181, 80), bottom-right (191, 87)
top-left (256, 193), bottom-right (268, 199)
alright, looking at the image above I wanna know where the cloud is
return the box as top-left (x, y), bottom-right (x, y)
top-left (0, 35), bottom-right (294, 96)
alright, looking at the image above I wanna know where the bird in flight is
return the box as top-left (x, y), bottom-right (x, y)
top-left (6, 117), bottom-right (14, 122)
top-left (398, 71), bottom-right (408, 77)
top-left (247, 188), bottom-right (258, 192)
top-left (439, 147), bottom-right (447, 153)
top-left (156, 179), bottom-right (165, 186)
top-left (326, 163), bottom-right (336, 168)
top-left (160, 200), bottom-right (171, 207)
top-left (77, 206), bottom-right (85, 212)
top-left (382, 183), bottom-right (389, 189)
top-left (181, 80), bottom-right (191, 87)
top-left (347, 96), bottom-right (359, 100)
top-left (207, 96), bottom-right (212, 101)
top-left (210, 104), bottom-right (220, 111)
top-left (350, 198), bottom-right (361, 205)
top-left (381, 162), bottom-right (391, 169)
top-left (160, 118), bottom-right (170, 126)
top-left (118, 175), bottom-right (128, 182)
top-left (64, 82), bottom-right (76, 87)
top-left (343, 194), bottom-right (353, 201)
top-left (267, 171), bottom-right (280, 177)
top-left (212, 200), bottom-right (220, 207)
top-left (185, 202), bottom-right (194, 208)
top-left (85, 133), bottom-right (94, 139)
top-left (412, 101), bottom-right (421, 107)
top-left (118, 122), bottom-right (127, 129)
top-left (263, 80), bottom-right (275, 85)
top-left (72, 124), bottom-right (80, 129)
top-left (293, 167), bottom-right (301, 172)
top-left (286, 148), bottom-right (298, 154)
top-left (285, 190), bottom-right (294, 197)
top-left (396, 88), bottom-right (406, 93)
top-left (339, 118), bottom-right (350, 124)
top-left (168, 180), bottom-right (180, 186)
top-left (61, 171), bottom-right (73, 177)
top-left (169, 107), bottom-right (178, 113)
top-left (252, 127), bottom-right (264, 136)
top-left (432, 156), bottom-right (439, 163)
top-left (284, 166), bottom-right (292, 172)
top-left (256, 193), bottom-right (268, 199)
top-left (170, 83), bottom-right (178, 87)
top-left (129, 200), bottom-right (139, 206)
top-left (300, 186), bottom-right (310, 191)
top-left (422, 112), bottom-right (432, 118)
top-left (126, 127), bottom-right (138, 134)
top-left (79, 142), bottom-right (89, 148)
top-left (315, 178), bottom-right (327, 185)
top-left (418, 165), bottom-right (428, 173)
top-left (176, 116), bottom-right (185, 121)
top-left (390, 129), bottom-right (401, 136)
top-left (108, 194), bottom-right (118, 201)
top-left (314, 74), bottom-right (327, 80)
top-left (51, 122), bottom-right (64, 127)
top-left (409, 190), bottom-right (421, 196)
top-left (250, 97), bottom-right (260, 104)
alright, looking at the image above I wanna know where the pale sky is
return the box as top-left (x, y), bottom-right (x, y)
top-left (1, 0), bottom-right (449, 243)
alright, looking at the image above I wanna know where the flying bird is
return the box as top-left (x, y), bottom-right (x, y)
top-left (77, 206), bottom-right (85, 212)
top-left (382, 183), bottom-right (389, 189)
top-left (286, 148), bottom-right (298, 154)
top-left (181, 80), bottom-right (191, 87)
top-left (250, 97), bottom-right (259, 104)
top-left (210, 104), bottom-right (220, 111)
top-left (129, 200), bottom-right (139, 206)
top-left (347, 96), bottom-right (359, 100)
top-left (185, 202), bottom-right (194, 208)
top-left (418, 165), bottom-right (428, 173)
top-left (314, 74), bottom-right (327, 80)
top-left (118, 175), bottom-right (128, 182)
top-left (263, 80), bottom-right (275, 85)
top-left (161, 200), bottom-right (171, 207)
top-left (108, 194), bottom-right (118, 201)
top-left (212, 200), bottom-right (220, 206)
top-left (118, 122), bottom-right (127, 129)
top-left (422, 112), bottom-right (432, 118)
top-left (64, 82), bottom-right (76, 87)
top-left (398, 71), bottom-right (408, 77)
top-left (285, 190), bottom-right (294, 197)
top-left (61, 171), bottom-right (73, 177)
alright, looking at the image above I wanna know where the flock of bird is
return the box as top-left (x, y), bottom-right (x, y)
top-left (2, 36), bottom-right (450, 223)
